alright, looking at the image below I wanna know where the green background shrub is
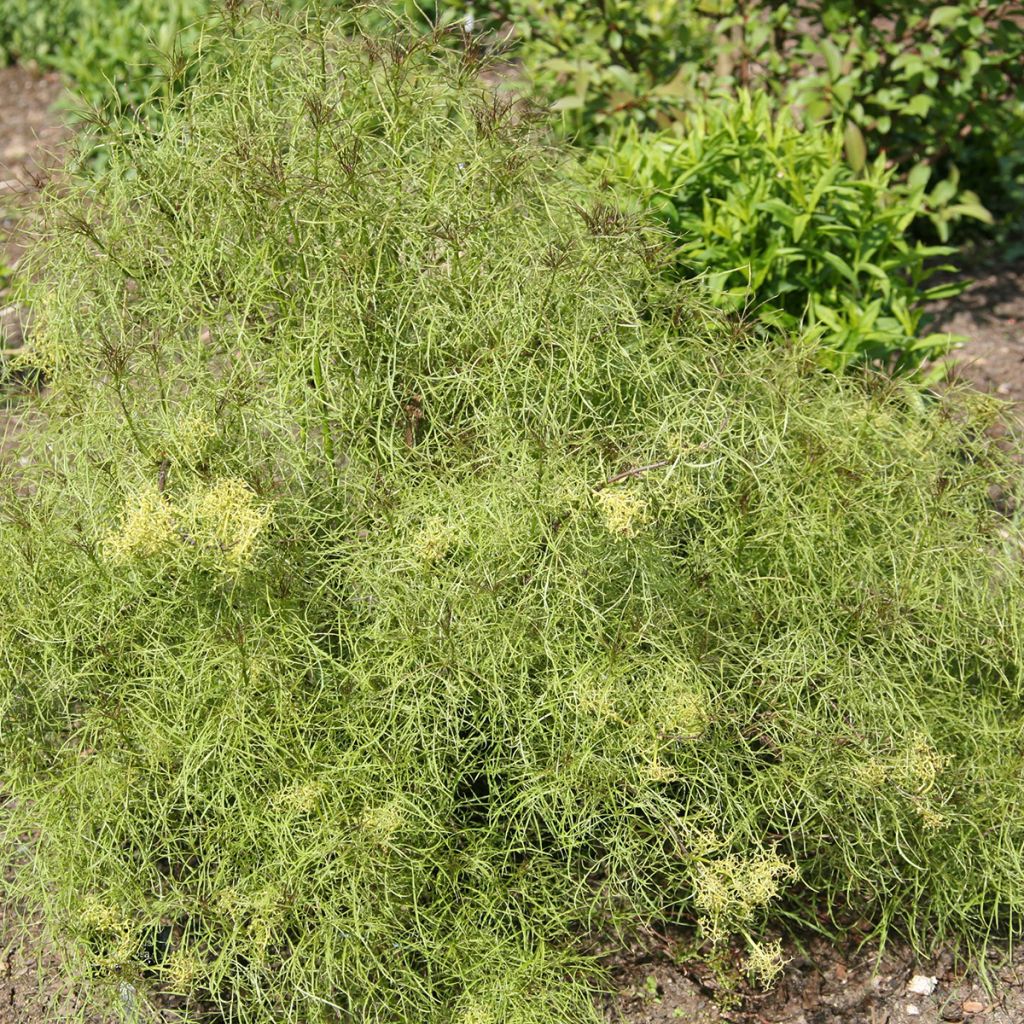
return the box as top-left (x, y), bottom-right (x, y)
top-left (0, 0), bottom-right (207, 112)
top-left (485, 0), bottom-right (1024, 243)
top-left (3, 11), bottom-right (1024, 1023)
top-left (598, 93), bottom-right (966, 372)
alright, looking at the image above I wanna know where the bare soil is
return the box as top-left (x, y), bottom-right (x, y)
top-left (604, 932), bottom-right (1024, 1024)
top-left (0, 63), bottom-right (68, 287)
top-left (932, 262), bottom-right (1024, 407)
top-left (2, 61), bottom-right (1024, 1024)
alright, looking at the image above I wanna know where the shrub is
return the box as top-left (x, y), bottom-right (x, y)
top-left (0, 0), bottom-right (207, 114)
top-left (770, 1), bottom-right (1024, 243)
top-left (484, 0), bottom-right (1024, 241)
top-left (597, 92), bottom-right (966, 373)
top-left (3, 10), bottom-right (1024, 1024)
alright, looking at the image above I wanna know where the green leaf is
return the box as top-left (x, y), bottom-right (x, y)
top-left (929, 6), bottom-right (964, 29)
top-left (550, 94), bottom-right (585, 111)
top-left (791, 213), bottom-right (811, 243)
top-left (905, 94), bottom-right (933, 118)
top-left (841, 123), bottom-right (866, 175)
top-left (946, 201), bottom-right (995, 224)
top-left (906, 163), bottom-right (932, 191)
top-left (820, 38), bottom-right (844, 79)
top-left (929, 178), bottom-right (958, 207)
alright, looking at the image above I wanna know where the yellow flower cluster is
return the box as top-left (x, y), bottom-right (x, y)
top-left (171, 412), bottom-right (217, 465)
top-left (102, 485), bottom-right (176, 562)
top-left (851, 756), bottom-right (888, 789)
top-left (746, 939), bottom-right (787, 987)
top-left (655, 673), bottom-right (709, 740)
top-left (272, 779), bottom-right (325, 814)
top-left (103, 476), bottom-right (270, 571)
top-left (361, 800), bottom-right (405, 839)
top-left (165, 948), bottom-right (203, 991)
top-left (413, 516), bottom-right (455, 563)
top-left (694, 850), bottom-right (795, 943)
top-left (79, 896), bottom-right (140, 972)
top-left (852, 738), bottom-right (950, 830)
top-left (893, 733), bottom-right (948, 795)
top-left (915, 803), bottom-right (947, 830)
top-left (212, 884), bottom-right (284, 955)
top-left (575, 675), bottom-right (620, 723)
top-left (459, 1003), bottom-right (496, 1024)
top-left (191, 477), bottom-right (271, 570)
top-left (596, 487), bottom-right (649, 539)
top-left (80, 895), bottom-right (126, 933)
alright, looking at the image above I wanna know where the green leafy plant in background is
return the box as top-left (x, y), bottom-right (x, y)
top-left (484, 0), bottom-right (717, 134)
top-left (481, 0), bottom-right (1024, 242)
top-left (767, 0), bottom-right (1024, 245)
top-left (0, 0), bottom-right (208, 114)
top-left (3, 9), bottom-right (1024, 1023)
top-left (598, 93), bottom-right (966, 373)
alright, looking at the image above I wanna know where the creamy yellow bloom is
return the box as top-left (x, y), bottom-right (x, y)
top-left (746, 939), bottom-right (787, 987)
top-left (103, 485), bottom-right (177, 562)
top-left (596, 487), bottom-right (649, 538)
top-left (190, 477), bottom-right (271, 570)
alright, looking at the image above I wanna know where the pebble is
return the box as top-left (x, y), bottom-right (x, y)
top-left (907, 1004), bottom-right (921, 1016)
top-left (909, 975), bottom-right (938, 996)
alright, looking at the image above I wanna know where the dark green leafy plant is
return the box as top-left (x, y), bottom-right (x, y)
top-left (3, 11), bottom-right (1024, 1024)
top-left (0, 0), bottom-right (208, 113)
top-left (598, 92), bottom-right (966, 373)
top-left (482, 0), bottom-right (1024, 241)
top-left (485, 0), bottom-right (716, 135)
top-left (769, 1), bottom-right (1024, 242)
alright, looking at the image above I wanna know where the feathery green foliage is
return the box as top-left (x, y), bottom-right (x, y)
top-left (2, 11), bottom-right (1024, 1023)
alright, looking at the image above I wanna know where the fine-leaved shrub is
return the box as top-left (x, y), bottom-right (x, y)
top-left (597, 92), bottom-right (966, 373)
top-left (2, 10), bottom-right (1024, 1024)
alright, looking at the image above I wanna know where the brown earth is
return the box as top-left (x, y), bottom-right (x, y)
top-left (2, 61), bottom-right (1024, 1024)
top-left (604, 932), bottom-right (1024, 1024)
top-left (0, 63), bottom-right (68, 287)
top-left (931, 262), bottom-right (1024, 408)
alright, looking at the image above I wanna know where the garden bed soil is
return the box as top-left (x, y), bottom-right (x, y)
top-left (932, 261), bottom-right (1024, 408)
top-left (605, 933), bottom-right (1024, 1024)
top-left (0, 63), bottom-right (68, 288)
top-left (3, 62), bottom-right (1024, 1024)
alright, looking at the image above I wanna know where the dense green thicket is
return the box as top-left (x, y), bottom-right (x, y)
top-left (2, 12), bottom-right (1024, 1024)
top-left (0, 0), bottom-right (206, 112)
top-left (490, 0), bottom-right (1024, 242)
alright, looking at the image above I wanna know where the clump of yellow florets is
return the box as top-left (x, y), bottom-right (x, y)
top-left (170, 411), bottom-right (217, 465)
top-left (412, 515), bottom-right (456, 563)
top-left (273, 779), bottom-right (325, 814)
top-left (189, 477), bottom-right (271, 570)
top-left (746, 938), bottom-right (788, 987)
top-left (851, 756), bottom-right (889, 789)
top-left (80, 895), bottom-right (125, 933)
top-left (165, 948), bottom-right (203, 991)
top-left (694, 849), bottom-right (796, 945)
top-left (459, 1002), bottom-right (496, 1024)
top-left (103, 485), bottom-right (177, 562)
top-left (361, 800), bottom-right (405, 839)
top-left (596, 487), bottom-right (649, 538)
top-left (655, 668), bottom-right (709, 740)
top-left (893, 733), bottom-right (948, 794)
